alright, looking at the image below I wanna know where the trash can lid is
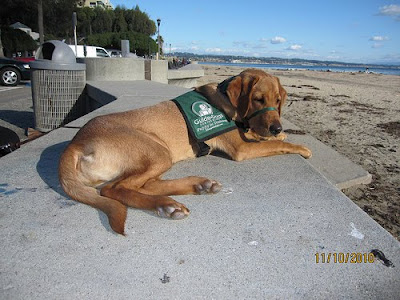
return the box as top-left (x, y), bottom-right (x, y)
top-left (30, 40), bottom-right (86, 71)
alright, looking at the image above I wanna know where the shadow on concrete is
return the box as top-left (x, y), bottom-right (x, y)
top-left (36, 141), bottom-right (69, 195)
top-left (0, 110), bottom-right (34, 129)
top-left (36, 141), bottom-right (115, 233)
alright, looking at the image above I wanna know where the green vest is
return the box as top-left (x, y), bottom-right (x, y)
top-left (172, 91), bottom-right (236, 142)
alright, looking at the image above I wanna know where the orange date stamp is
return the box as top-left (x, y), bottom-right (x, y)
top-left (315, 252), bottom-right (375, 264)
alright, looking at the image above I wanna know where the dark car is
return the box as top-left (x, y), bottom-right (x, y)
top-left (0, 57), bottom-right (31, 86)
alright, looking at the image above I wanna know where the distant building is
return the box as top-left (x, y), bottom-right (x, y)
top-left (78, 0), bottom-right (113, 9)
top-left (10, 22), bottom-right (39, 40)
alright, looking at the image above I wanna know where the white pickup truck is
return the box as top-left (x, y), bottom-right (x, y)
top-left (68, 45), bottom-right (111, 58)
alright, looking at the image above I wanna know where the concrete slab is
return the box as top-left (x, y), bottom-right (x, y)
top-left (0, 124), bottom-right (399, 299)
top-left (282, 119), bottom-right (372, 189)
top-left (0, 83), bottom-right (399, 299)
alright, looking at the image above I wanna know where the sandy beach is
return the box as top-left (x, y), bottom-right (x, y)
top-left (197, 64), bottom-right (400, 240)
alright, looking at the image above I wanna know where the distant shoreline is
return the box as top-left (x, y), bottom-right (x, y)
top-left (198, 61), bottom-right (400, 76)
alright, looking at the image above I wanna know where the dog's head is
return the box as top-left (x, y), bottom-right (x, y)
top-left (223, 69), bottom-right (287, 137)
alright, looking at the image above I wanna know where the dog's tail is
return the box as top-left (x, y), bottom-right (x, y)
top-left (58, 144), bottom-right (127, 235)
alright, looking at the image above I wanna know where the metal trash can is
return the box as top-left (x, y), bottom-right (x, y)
top-left (30, 40), bottom-right (86, 132)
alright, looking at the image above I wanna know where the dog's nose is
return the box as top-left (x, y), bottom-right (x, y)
top-left (269, 123), bottom-right (282, 136)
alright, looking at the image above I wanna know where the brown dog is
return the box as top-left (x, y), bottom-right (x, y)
top-left (59, 69), bottom-right (311, 235)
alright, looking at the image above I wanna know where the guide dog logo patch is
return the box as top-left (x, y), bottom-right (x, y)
top-left (192, 101), bottom-right (213, 117)
top-left (172, 91), bottom-right (236, 142)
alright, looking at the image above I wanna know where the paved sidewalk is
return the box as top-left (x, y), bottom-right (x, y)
top-left (0, 81), bottom-right (398, 299)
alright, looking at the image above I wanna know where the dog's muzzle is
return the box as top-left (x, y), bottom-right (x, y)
top-left (269, 122), bottom-right (282, 136)
top-left (236, 107), bottom-right (278, 133)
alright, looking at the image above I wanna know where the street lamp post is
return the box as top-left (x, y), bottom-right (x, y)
top-left (157, 18), bottom-right (161, 60)
top-left (72, 12), bottom-right (77, 57)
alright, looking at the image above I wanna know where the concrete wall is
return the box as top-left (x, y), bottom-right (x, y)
top-left (168, 64), bottom-right (204, 88)
top-left (82, 57), bottom-right (145, 81)
top-left (144, 60), bottom-right (168, 84)
top-left (80, 57), bottom-right (203, 88)
top-left (85, 84), bottom-right (117, 112)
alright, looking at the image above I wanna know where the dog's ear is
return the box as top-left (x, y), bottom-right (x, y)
top-left (277, 77), bottom-right (287, 116)
top-left (225, 76), bottom-right (242, 108)
top-left (226, 74), bottom-right (259, 118)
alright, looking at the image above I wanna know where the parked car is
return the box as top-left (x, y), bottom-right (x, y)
top-left (14, 57), bottom-right (36, 63)
top-left (0, 57), bottom-right (31, 86)
top-left (68, 45), bottom-right (111, 58)
top-left (107, 49), bottom-right (122, 57)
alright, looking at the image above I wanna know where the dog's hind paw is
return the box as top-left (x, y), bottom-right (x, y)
top-left (157, 202), bottom-right (190, 220)
top-left (195, 179), bottom-right (222, 195)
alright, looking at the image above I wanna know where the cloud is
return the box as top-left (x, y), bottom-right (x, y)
top-left (205, 48), bottom-right (222, 53)
top-left (377, 4), bottom-right (400, 21)
top-left (271, 36), bottom-right (287, 44)
top-left (368, 36), bottom-right (389, 48)
top-left (371, 43), bottom-right (383, 49)
top-left (378, 4), bottom-right (400, 16)
top-left (369, 36), bottom-right (389, 41)
top-left (286, 44), bottom-right (302, 51)
top-left (380, 53), bottom-right (400, 64)
top-left (252, 44), bottom-right (268, 49)
top-left (233, 41), bottom-right (252, 48)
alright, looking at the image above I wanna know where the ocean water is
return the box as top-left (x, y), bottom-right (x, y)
top-left (199, 61), bottom-right (400, 76)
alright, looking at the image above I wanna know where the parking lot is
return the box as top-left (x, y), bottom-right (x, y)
top-left (0, 83), bottom-right (33, 141)
top-left (0, 85), bottom-right (24, 93)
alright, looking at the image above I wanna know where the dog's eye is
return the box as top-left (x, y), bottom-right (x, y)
top-left (254, 97), bottom-right (264, 104)
top-left (276, 99), bottom-right (281, 104)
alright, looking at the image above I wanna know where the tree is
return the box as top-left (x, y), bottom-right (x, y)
top-left (74, 5), bottom-right (156, 37)
top-left (1, 27), bottom-right (37, 56)
top-left (42, 0), bottom-right (81, 37)
top-left (77, 7), bottom-right (95, 37)
top-left (87, 31), bottom-right (158, 57)
top-left (76, 5), bottom-right (158, 56)
top-left (91, 7), bottom-right (113, 34)
top-left (1, 1), bottom-right (160, 54)
top-left (1, 0), bottom-right (80, 39)
top-left (0, 1), bottom-right (37, 31)
top-left (113, 8), bottom-right (127, 32)
top-left (0, 29), bottom-right (4, 57)
top-left (129, 6), bottom-right (156, 36)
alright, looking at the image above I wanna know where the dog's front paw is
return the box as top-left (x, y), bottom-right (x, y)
top-left (259, 132), bottom-right (287, 141)
top-left (194, 179), bottom-right (222, 194)
top-left (157, 201), bottom-right (190, 220)
top-left (276, 132), bottom-right (287, 141)
top-left (300, 146), bottom-right (312, 159)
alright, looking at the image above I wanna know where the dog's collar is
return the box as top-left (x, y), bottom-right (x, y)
top-left (217, 76), bottom-right (236, 94)
top-left (217, 77), bottom-right (277, 132)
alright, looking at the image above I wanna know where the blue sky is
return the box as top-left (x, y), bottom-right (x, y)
top-left (111, 0), bottom-right (400, 64)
